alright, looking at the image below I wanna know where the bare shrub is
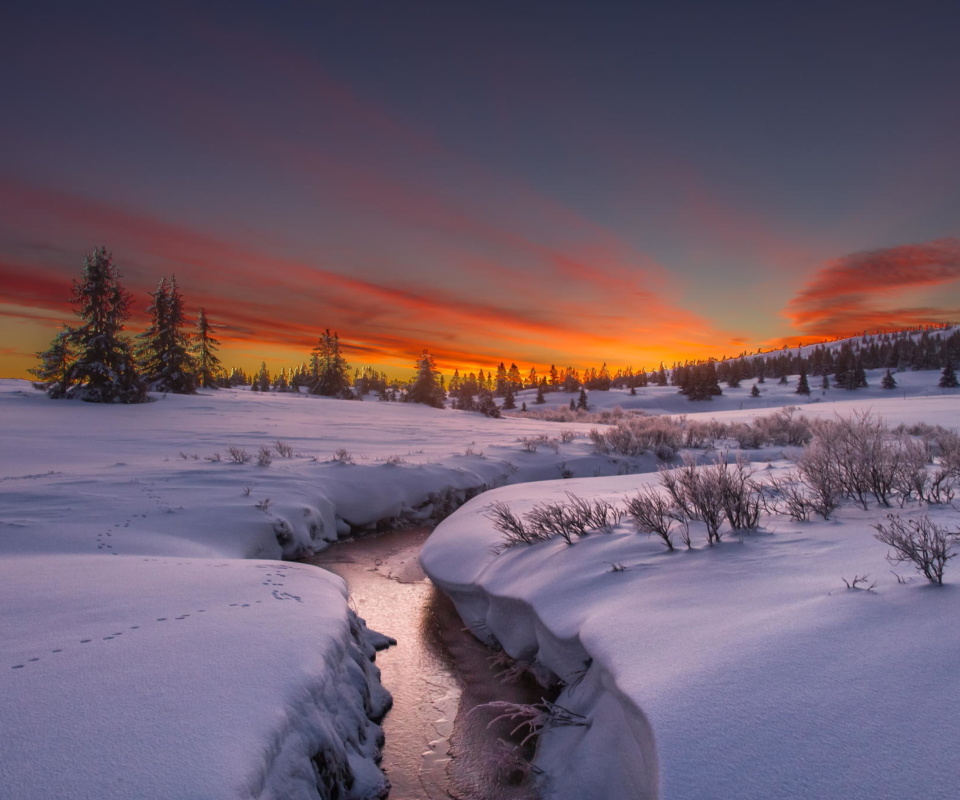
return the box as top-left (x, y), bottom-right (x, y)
top-left (255, 497), bottom-right (271, 511)
top-left (274, 440), bottom-right (294, 458)
top-left (332, 448), bottom-right (354, 464)
top-left (227, 446), bottom-right (251, 464)
top-left (384, 454), bottom-right (406, 466)
top-left (842, 574), bottom-right (877, 590)
top-left (205, 452), bottom-right (221, 462)
top-left (478, 700), bottom-right (589, 747)
top-left (485, 501), bottom-right (546, 550)
top-left (727, 422), bottom-right (766, 450)
top-left (659, 454), bottom-right (726, 544)
top-left (795, 440), bottom-right (842, 519)
top-left (873, 513), bottom-right (959, 585)
top-left (625, 487), bottom-right (677, 550)
top-left (256, 445), bottom-right (273, 467)
top-left (525, 501), bottom-right (582, 544)
top-left (716, 454), bottom-right (764, 530)
top-left (591, 416), bottom-right (687, 458)
top-left (558, 429), bottom-right (577, 443)
top-left (766, 474), bottom-right (814, 522)
top-left (563, 492), bottom-right (623, 533)
top-left (754, 406), bottom-right (813, 446)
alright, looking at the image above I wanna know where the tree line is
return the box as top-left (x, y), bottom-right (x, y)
top-left (31, 247), bottom-right (960, 407)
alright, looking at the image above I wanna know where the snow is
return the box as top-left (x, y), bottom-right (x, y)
top-left (4, 369), bottom-right (959, 799)
top-left (0, 378), bottom-right (657, 798)
top-left (423, 378), bottom-right (960, 799)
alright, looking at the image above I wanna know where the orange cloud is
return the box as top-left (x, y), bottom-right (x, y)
top-left (784, 239), bottom-right (960, 336)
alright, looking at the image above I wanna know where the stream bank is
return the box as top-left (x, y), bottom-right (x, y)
top-left (308, 527), bottom-right (547, 800)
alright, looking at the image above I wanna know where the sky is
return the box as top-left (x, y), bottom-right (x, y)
top-left (2, 1), bottom-right (959, 379)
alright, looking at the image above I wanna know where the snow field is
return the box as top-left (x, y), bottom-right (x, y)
top-left (3, 370), bottom-right (959, 799)
top-left (422, 466), bottom-right (960, 799)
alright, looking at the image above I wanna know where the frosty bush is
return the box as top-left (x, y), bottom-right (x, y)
top-left (753, 406), bottom-right (813, 446)
top-left (589, 416), bottom-right (686, 459)
top-left (873, 513), bottom-right (959, 585)
top-left (487, 494), bottom-right (624, 550)
top-left (479, 699), bottom-right (588, 747)
top-left (332, 448), bottom-right (354, 464)
top-left (256, 445), bottom-right (273, 467)
top-left (765, 474), bottom-right (815, 522)
top-left (658, 453), bottom-right (762, 543)
top-left (273, 440), bottom-right (294, 458)
top-left (227, 446), bottom-right (251, 464)
top-left (625, 486), bottom-right (679, 550)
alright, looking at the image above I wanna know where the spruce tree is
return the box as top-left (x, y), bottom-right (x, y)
top-left (796, 367), bottom-right (811, 395)
top-left (61, 247), bottom-right (146, 403)
top-left (136, 276), bottom-right (196, 394)
top-left (502, 385), bottom-right (517, 410)
top-left (750, 383), bottom-right (760, 397)
top-left (192, 307), bottom-right (223, 389)
top-left (577, 388), bottom-right (589, 410)
top-left (30, 328), bottom-right (74, 398)
top-left (881, 369), bottom-right (897, 390)
top-left (939, 362), bottom-right (959, 388)
top-left (309, 330), bottom-right (351, 397)
top-left (405, 350), bottom-right (445, 408)
top-left (535, 381), bottom-right (546, 404)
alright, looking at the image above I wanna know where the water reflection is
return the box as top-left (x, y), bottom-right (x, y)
top-left (307, 528), bottom-right (541, 800)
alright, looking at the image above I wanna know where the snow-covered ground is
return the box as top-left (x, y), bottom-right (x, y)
top-left (0, 378), bottom-right (656, 800)
top-left (423, 372), bottom-right (960, 799)
top-left (2, 370), bottom-right (958, 799)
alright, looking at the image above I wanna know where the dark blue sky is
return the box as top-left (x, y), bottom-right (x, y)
top-left (3, 1), bottom-right (959, 376)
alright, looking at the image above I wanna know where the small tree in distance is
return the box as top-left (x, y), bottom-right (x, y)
top-left (939, 362), bottom-right (959, 389)
top-left (192, 307), bottom-right (224, 388)
top-left (30, 328), bottom-right (74, 398)
top-left (405, 350), bottom-right (445, 408)
top-left (881, 369), bottom-right (897, 390)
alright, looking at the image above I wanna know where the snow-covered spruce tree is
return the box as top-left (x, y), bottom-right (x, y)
top-left (796, 366), bottom-right (811, 395)
top-left (192, 307), bottom-right (224, 389)
top-left (881, 369), bottom-right (897, 390)
top-left (680, 361), bottom-right (722, 401)
top-left (576, 387), bottom-right (589, 410)
top-left (309, 330), bottom-right (352, 397)
top-left (30, 327), bottom-right (74, 398)
top-left (405, 350), bottom-right (445, 408)
top-left (502, 385), bottom-right (517, 410)
top-left (62, 247), bottom-right (146, 403)
top-left (136, 276), bottom-right (196, 394)
top-left (939, 362), bottom-right (959, 388)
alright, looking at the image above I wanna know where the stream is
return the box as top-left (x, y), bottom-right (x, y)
top-left (307, 527), bottom-right (545, 800)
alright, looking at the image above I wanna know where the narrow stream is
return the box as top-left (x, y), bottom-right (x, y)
top-left (307, 528), bottom-right (544, 800)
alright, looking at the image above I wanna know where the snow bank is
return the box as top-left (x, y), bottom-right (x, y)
top-left (0, 555), bottom-right (389, 800)
top-left (422, 468), bottom-right (960, 799)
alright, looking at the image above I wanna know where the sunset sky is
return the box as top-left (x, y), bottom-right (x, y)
top-left (3, 1), bottom-right (959, 379)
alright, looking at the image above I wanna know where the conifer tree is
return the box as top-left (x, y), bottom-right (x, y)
top-left (405, 350), bottom-right (445, 408)
top-left (136, 276), bottom-right (196, 394)
top-left (796, 366), bottom-right (811, 395)
top-left (30, 328), bottom-right (74, 398)
top-left (535, 381), bottom-right (546, 405)
top-left (939, 362), bottom-right (959, 388)
top-left (309, 330), bottom-right (351, 397)
top-left (192, 307), bottom-right (223, 389)
top-left (750, 383), bottom-right (760, 397)
top-left (59, 247), bottom-right (146, 403)
top-left (502, 385), bottom-right (517, 410)
top-left (577, 388), bottom-right (589, 410)
top-left (881, 369), bottom-right (897, 390)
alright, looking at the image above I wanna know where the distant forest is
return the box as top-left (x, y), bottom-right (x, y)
top-left (29, 247), bottom-right (960, 406)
